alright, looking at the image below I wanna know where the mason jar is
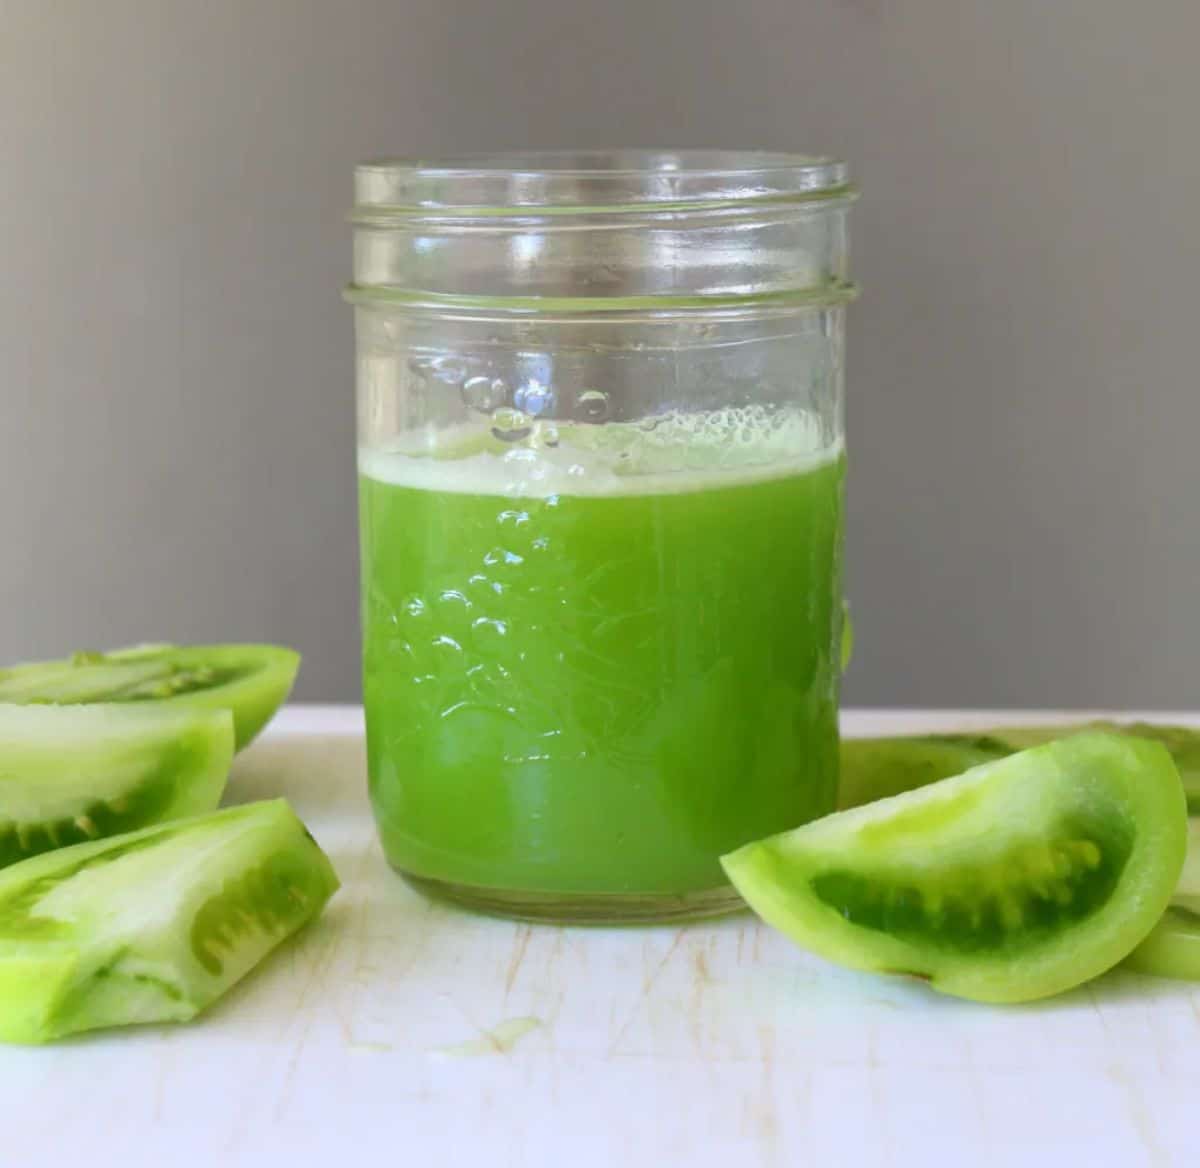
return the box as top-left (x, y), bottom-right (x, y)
top-left (348, 150), bottom-right (856, 922)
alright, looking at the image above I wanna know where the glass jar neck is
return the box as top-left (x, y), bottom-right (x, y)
top-left (348, 150), bottom-right (856, 311)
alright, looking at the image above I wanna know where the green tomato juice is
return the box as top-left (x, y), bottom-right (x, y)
top-left (359, 410), bottom-right (844, 896)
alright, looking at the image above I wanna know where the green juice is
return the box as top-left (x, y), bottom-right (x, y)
top-left (359, 410), bottom-right (844, 901)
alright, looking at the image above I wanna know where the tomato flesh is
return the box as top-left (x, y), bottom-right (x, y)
top-left (0, 703), bottom-right (233, 868)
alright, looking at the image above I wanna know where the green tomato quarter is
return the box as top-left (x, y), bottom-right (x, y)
top-left (1123, 819), bottom-right (1200, 980)
top-left (838, 736), bottom-right (1007, 810)
top-left (839, 721), bottom-right (1200, 812)
top-left (0, 799), bottom-right (338, 1044)
top-left (0, 644), bottom-right (300, 751)
top-left (725, 732), bottom-right (1187, 1004)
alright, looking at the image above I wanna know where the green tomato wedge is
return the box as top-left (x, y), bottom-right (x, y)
top-left (0, 703), bottom-right (233, 869)
top-left (838, 736), bottom-right (1006, 810)
top-left (1123, 819), bottom-right (1200, 980)
top-left (0, 798), bottom-right (338, 1044)
top-left (0, 644), bottom-right (300, 751)
top-left (1122, 903), bottom-right (1200, 981)
top-left (840, 721), bottom-right (1200, 812)
top-left (724, 732), bottom-right (1187, 1003)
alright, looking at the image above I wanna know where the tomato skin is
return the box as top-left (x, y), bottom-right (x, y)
top-left (1122, 821), bottom-right (1200, 980)
top-left (0, 644), bottom-right (300, 750)
top-left (726, 732), bottom-right (1188, 1004)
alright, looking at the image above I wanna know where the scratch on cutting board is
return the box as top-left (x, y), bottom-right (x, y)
top-left (432, 1016), bottom-right (543, 1058)
top-left (642, 929), bottom-right (686, 996)
top-left (150, 1033), bottom-right (172, 1122)
top-left (504, 925), bottom-right (533, 995)
top-left (607, 928), bottom-right (687, 1055)
top-left (756, 1023), bottom-right (779, 1160)
top-left (686, 943), bottom-right (710, 1054)
top-left (1087, 983), bottom-right (1116, 1041)
top-left (271, 909), bottom-right (346, 1121)
top-left (732, 1025), bottom-right (785, 1167)
top-left (1106, 1062), bottom-right (1167, 1167)
top-left (350, 839), bottom-right (377, 982)
top-left (334, 840), bottom-right (382, 1046)
top-left (1089, 987), bottom-right (1167, 1166)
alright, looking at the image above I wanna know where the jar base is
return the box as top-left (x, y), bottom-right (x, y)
top-left (397, 869), bottom-right (746, 924)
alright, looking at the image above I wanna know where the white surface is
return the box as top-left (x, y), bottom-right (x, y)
top-left (5, 705), bottom-right (1199, 1168)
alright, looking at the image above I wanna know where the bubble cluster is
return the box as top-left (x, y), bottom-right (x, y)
top-left (362, 405), bottom-right (839, 499)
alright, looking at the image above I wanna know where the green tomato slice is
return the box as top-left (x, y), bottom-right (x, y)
top-left (840, 721), bottom-right (1200, 812)
top-left (724, 732), bottom-right (1187, 1003)
top-left (1122, 901), bottom-right (1200, 981)
top-left (0, 644), bottom-right (300, 750)
top-left (838, 736), bottom-right (1007, 810)
top-left (1123, 820), bottom-right (1200, 980)
top-left (0, 703), bottom-right (233, 868)
top-left (0, 798), bottom-right (338, 1043)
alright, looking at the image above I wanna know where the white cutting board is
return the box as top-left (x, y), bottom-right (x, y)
top-left (2, 705), bottom-right (1196, 1168)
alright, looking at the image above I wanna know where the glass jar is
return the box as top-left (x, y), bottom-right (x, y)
top-left (349, 150), bottom-right (856, 922)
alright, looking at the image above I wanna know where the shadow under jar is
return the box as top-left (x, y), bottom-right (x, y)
top-left (349, 150), bottom-right (857, 923)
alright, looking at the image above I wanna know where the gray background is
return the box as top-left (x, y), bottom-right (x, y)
top-left (3, 0), bottom-right (1197, 708)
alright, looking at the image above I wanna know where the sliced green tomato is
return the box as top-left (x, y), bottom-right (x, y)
top-left (724, 733), bottom-right (1187, 1004)
top-left (1123, 820), bottom-right (1200, 980)
top-left (1122, 901), bottom-right (1200, 980)
top-left (838, 737), bottom-right (1006, 810)
top-left (1172, 819), bottom-right (1200, 898)
top-left (0, 703), bottom-right (233, 869)
top-left (0, 644), bottom-right (299, 750)
top-left (0, 798), bottom-right (338, 1044)
top-left (839, 721), bottom-right (1200, 812)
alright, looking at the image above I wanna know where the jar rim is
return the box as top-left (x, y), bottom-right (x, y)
top-left (354, 149), bottom-right (852, 213)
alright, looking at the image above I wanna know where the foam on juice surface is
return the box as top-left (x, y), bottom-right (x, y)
top-left (359, 406), bottom-right (841, 498)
